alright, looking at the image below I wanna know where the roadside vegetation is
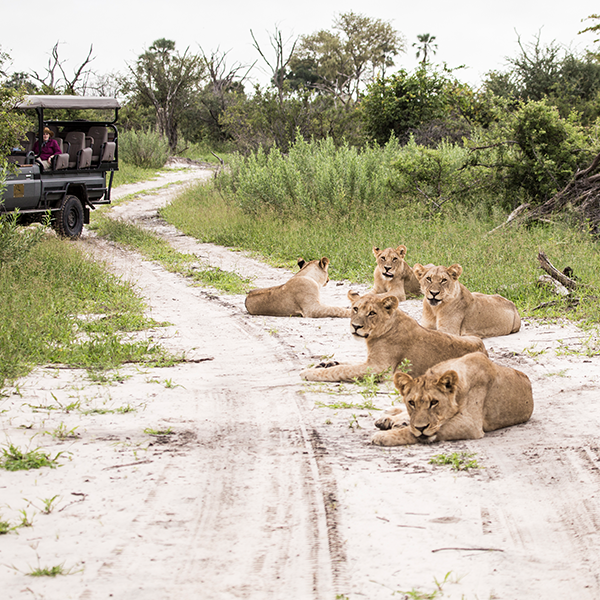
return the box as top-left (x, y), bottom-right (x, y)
top-left (0, 223), bottom-right (173, 390)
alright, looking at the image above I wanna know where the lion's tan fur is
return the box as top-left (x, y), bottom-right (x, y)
top-left (372, 245), bottom-right (421, 302)
top-left (300, 291), bottom-right (487, 382)
top-left (372, 353), bottom-right (533, 446)
top-left (413, 263), bottom-right (521, 338)
top-left (245, 257), bottom-right (351, 318)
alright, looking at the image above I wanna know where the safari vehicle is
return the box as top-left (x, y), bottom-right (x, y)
top-left (1, 95), bottom-right (119, 238)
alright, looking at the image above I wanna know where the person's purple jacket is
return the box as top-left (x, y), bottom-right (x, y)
top-left (33, 138), bottom-right (61, 161)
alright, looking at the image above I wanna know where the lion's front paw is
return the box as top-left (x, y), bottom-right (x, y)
top-left (372, 431), bottom-right (394, 446)
top-left (374, 416), bottom-right (394, 430)
top-left (316, 360), bottom-right (340, 369)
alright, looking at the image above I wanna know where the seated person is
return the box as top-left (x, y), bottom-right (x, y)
top-left (32, 127), bottom-right (61, 169)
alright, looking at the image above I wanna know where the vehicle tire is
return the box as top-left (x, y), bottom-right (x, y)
top-left (54, 195), bottom-right (84, 238)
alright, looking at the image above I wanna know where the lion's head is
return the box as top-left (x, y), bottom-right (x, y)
top-left (347, 291), bottom-right (399, 339)
top-left (413, 263), bottom-right (463, 307)
top-left (373, 245), bottom-right (409, 281)
top-left (393, 369), bottom-right (461, 443)
top-left (297, 257), bottom-right (330, 286)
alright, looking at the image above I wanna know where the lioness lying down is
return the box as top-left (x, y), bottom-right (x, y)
top-left (245, 257), bottom-right (351, 318)
top-left (300, 291), bottom-right (487, 382)
top-left (372, 245), bottom-right (422, 302)
top-left (372, 352), bottom-right (533, 446)
top-left (413, 263), bottom-right (521, 338)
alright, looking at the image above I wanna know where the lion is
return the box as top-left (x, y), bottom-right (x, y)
top-left (372, 245), bottom-right (422, 302)
top-left (245, 257), bottom-right (351, 318)
top-left (300, 291), bottom-right (487, 382)
top-left (372, 352), bottom-right (533, 446)
top-left (413, 263), bottom-right (521, 338)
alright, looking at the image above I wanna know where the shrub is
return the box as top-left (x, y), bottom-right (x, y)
top-left (118, 129), bottom-right (170, 168)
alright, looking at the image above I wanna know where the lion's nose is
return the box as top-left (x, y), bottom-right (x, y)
top-left (352, 324), bottom-right (362, 333)
top-left (429, 291), bottom-right (439, 298)
top-left (415, 425), bottom-right (429, 434)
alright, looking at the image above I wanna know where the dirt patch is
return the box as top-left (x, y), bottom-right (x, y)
top-left (2, 165), bottom-right (600, 599)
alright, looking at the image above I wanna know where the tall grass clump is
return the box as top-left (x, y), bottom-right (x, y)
top-left (217, 135), bottom-right (403, 218)
top-left (119, 129), bottom-right (171, 169)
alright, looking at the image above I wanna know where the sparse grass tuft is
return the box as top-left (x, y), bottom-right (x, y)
top-left (429, 451), bottom-right (480, 471)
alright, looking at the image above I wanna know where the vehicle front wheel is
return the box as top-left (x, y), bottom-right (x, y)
top-left (53, 195), bottom-right (84, 238)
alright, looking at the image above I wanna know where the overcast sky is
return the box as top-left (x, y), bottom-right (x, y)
top-left (2, 0), bottom-right (599, 91)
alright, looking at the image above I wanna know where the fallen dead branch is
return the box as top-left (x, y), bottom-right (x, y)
top-left (537, 251), bottom-right (579, 291)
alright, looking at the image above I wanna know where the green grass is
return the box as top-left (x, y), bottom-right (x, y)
top-left (0, 444), bottom-right (63, 471)
top-left (429, 451), bottom-right (480, 471)
top-left (0, 234), bottom-right (175, 389)
top-left (112, 163), bottom-right (163, 187)
top-left (161, 180), bottom-right (600, 328)
top-left (28, 564), bottom-right (67, 577)
top-left (92, 215), bottom-right (251, 294)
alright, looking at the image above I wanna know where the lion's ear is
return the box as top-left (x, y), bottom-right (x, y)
top-left (394, 371), bottom-right (413, 396)
top-left (372, 246), bottom-right (381, 257)
top-left (297, 258), bottom-right (306, 269)
top-left (381, 295), bottom-right (399, 311)
top-left (447, 264), bottom-right (463, 280)
top-left (320, 257), bottom-right (330, 269)
top-left (413, 263), bottom-right (425, 279)
top-left (436, 370), bottom-right (459, 393)
top-left (348, 290), bottom-right (360, 303)
top-left (396, 245), bottom-right (407, 258)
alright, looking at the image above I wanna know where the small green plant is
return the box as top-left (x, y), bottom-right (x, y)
top-left (40, 495), bottom-right (60, 514)
top-left (523, 344), bottom-right (547, 358)
top-left (17, 509), bottom-right (34, 528)
top-left (0, 517), bottom-right (14, 534)
top-left (143, 427), bottom-right (174, 436)
top-left (0, 444), bottom-right (63, 471)
top-left (348, 414), bottom-right (362, 430)
top-left (352, 371), bottom-right (385, 400)
top-left (163, 378), bottom-right (184, 389)
top-left (429, 451), bottom-right (480, 471)
top-left (43, 422), bottom-right (79, 440)
top-left (28, 563), bottom-right (67, 577)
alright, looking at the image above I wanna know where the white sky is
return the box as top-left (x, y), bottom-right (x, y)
top-left (2, 0), bottom-right (599, 90)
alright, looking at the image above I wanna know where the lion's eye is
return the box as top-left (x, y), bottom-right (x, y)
top-left (441, 279), bottom-right (447, 284)
top-left (426, 277), bottom-right (432, 282)
top-left (392, 258), bottom-right (397, 262)
top-left (368, 311), bottom-right (376, 317)
top-left (430, 399), bottom-right (439, 408)
top-left (408, 400), bottom-right (415, 408)
top-left (353, 307), bottom-right (358, 313)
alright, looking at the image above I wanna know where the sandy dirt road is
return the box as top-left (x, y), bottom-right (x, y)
top-left (2, 163), bottom-right (600, 600)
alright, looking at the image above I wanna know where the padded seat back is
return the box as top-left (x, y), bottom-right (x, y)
top-left (64, 131), bottom-right (86, 168)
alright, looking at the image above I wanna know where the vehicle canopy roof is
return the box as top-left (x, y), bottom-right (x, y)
top-left (16, 95), bottom-right (121, 110)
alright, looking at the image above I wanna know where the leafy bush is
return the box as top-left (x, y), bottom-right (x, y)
top-left (217, 135), bottom-right (402, 218)
top-left (118, 129), bottom-right (170, 168)
top-left (389, 138), bottom-right (488, 212)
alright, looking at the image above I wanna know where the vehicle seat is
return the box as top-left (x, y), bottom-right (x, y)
top-left (86, 126), bottom-right (109, 164)
top-left (64, 131), bottom-right (92, 169)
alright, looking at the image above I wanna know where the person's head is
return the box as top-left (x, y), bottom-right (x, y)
top-left (42, 127), bottom-right (54, 140)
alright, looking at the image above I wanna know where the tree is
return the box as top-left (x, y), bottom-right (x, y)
top-left (413, 33), bottom-right (437, 65)
top-left (360, 67), bottom-right (451, 145)
top-left (0, 49), bottom-right (29, 189)
top-left (251, 27), bottom-right (296, 105)
top-left (288, 12), bottom-right (404, 102)
top-left (127, 39), bottom-right (205, 150)
top-left (30, 42), bottom-right (95, 95)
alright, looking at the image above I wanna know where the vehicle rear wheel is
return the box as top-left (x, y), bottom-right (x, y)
top-left (53, 195), bottom-right (84, 238)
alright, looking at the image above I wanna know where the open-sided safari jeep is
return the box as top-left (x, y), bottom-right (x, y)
top-left (1, 95), bottom-right (120, 238)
